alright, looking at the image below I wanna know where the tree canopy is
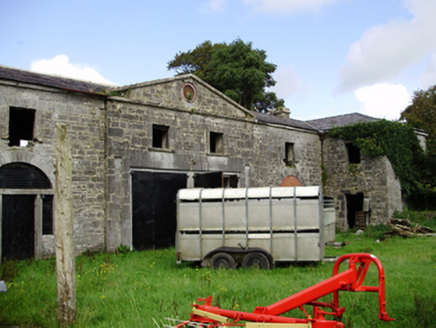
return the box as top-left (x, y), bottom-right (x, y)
top-left (400, 85), bottom-right (436, 208)
top-left (400, 84), bottom-right (436, 154)
top-left (167, 39), bottom-right (285, 112)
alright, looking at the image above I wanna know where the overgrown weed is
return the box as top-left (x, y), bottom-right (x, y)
top-left (393, 209), bottom-right (436, 229)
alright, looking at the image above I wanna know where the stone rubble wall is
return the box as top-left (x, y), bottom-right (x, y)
top-left (0, 83), bottom-right (107, 255)
top-left (104, 81), bottom-right (322, 249)
top-left (322, 136), bottom-right (402, 229)
top-left (126, 76), bottom-right (248, 119)
top-left (0, 76), bottom-right (403, 256)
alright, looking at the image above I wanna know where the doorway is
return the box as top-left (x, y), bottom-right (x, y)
top-left (131, 171), bottom-right (187, 250)
top-left (345, 193), bottom-right (364, 229)
top-left (0, 162), bottom-right (53, 261)
top-left (2, 195), bottom-right (35, 260)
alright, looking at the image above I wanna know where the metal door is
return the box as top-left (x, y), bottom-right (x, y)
top-left (2, 195), bottom-right (35, 261)
top-left (132, 171), bottom-right (187, 250)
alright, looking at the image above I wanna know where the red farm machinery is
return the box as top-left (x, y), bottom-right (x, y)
top-left (175, 253), bottom-right (395, 328)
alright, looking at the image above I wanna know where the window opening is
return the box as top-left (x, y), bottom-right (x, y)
top-left (223, 174), bottom-right (239, 188)
top-left (42, 195), bottom-right (54, 235)
top-left (346, 142), bottom-right (361, 164)
top-left (152, 124), bottom-right (169, 149)
top-left (194, 171), bottom-right (223, 188)
top-left (210, 132), bottom-right (223, 154)
top-left (285, 142), bottom-right (295, 165)
top-left (9, 107), bottom-right (36, 147)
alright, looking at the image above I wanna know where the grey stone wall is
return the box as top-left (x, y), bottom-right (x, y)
top-left (251, 124), bottom-right (322, 187)
top-left (125, 75), bottom-right (249, 120)
top-left (322, 136), bottom-right (402, 229)
top-left (0, 83), bottom-right (106, 256)
top-left (104, 77), bottom-right (323, 249)
top-left (5, 73), bottom-right (407, 257)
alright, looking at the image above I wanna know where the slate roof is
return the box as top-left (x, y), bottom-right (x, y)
top-left (306, 113), bottom-right (380, 132)
top-left (0, 65), bottom-right (110, 94)
top-left (251, 111), bottom-right (318, 131)
top-left (0, 65), bottom-right (382, 133)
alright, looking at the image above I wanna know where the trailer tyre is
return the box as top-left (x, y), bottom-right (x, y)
top-left (210, 252), bottom-right (236, 269)
top-left (241, 252), bottom-right (270, 270)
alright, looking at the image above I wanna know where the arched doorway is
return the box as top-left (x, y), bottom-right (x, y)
top-left (0, 162), bottom-right (53, 261)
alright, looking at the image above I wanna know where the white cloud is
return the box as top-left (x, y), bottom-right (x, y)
top-left (243, 0), bottom-right (341, 15)
top-left (354, 83), bottom-right (411, 120)
top-left (338, 0), bottom-right (436, 93)
top-left (420, 54), bottom-right (436, 89)
top-left (30, 54), bottom-right (115, 85)
top-left (200, 0), bottom-right (228, 13)
top-left (270, 65), bottom-right (304, 101)
top-left (209, 0), bottom-right (227, 11)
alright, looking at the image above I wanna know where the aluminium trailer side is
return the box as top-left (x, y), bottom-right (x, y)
top-left (176, 186), bottom-right (336, 268)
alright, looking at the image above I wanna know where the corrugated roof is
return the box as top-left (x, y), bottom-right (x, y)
top-left (306, 112), bottom-right (379, 132)
top-left (0, 65), bottom-right (110, 94)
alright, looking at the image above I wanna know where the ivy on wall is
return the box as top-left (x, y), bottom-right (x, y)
top-left (329, 120), bottom-right (434, 209)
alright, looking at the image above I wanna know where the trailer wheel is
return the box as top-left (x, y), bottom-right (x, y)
top-left (210, 252), bottom-right (236, 269)
top-left (241, 252), bottom-right (270, 270)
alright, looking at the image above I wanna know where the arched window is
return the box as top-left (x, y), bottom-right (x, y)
top-left (0, 162), bottom-right (51, 189)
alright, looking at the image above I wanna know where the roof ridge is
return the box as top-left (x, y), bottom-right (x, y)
top-left (0, 64), bottom-right (113, 87)
top-left (0, 64), bottom-right (111, 94)
top-left (306, 112), bottom-right (377, 122)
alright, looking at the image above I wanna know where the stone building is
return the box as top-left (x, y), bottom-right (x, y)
top-left (0, 65), bottom-right (405, 261)
top-left (308, 114), bottom-right (403, 230)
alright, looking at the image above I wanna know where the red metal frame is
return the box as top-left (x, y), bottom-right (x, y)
top-left (177, 253), bottom-right (395, 327)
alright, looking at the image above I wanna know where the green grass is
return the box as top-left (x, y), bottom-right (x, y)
top-left (1, 234), bottom-right (435, 327)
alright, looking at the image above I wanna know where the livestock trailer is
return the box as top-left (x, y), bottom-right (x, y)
top-left (176, 186), bottom-right (335, 269)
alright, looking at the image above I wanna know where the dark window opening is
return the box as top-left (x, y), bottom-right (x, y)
top-left (285, 142), bottom-right (295, 165)
top-left (346, 142), bottom-right (360, 164)
top-left (194, 171), bottom-right (223, 188)
top-left (42, 195), bottom-right (54, 235)
top-left (223, 174), bottom-right (239, 188)
top-left (9, 107), bottom-right (36, 147)
top-left (210, 132), bottom-right (223, 154)
top-left (152, 125), bottom-right (169, 149)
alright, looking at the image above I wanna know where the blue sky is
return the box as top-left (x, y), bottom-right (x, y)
top-left (1, 0), bottom-right (435, 120)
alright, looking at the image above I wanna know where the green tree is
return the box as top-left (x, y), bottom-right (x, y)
top-left (167, 39), bottom-right (285, 112)
top-left (400, 84), bottom-right (436, 154)
top-left (167, 40), bottom-right (222, 80)
top-left (400, 85), bottom-right (436, 207)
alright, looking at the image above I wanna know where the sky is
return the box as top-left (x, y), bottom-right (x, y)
top-left (1, 0), bottom-right (435, 121)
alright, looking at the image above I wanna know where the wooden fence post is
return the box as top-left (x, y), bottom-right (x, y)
top-left (55, 123), bottom-right (76, 323)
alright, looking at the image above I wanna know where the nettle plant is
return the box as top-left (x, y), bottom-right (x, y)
top-left (329, 120), bottom-right (433, 208)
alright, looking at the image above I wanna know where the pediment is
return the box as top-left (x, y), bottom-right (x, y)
top-left (116, 75), bottom-right (253, 120)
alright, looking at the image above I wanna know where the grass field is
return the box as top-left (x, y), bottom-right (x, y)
top-left (1, 228), bottom-right (435, 327)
